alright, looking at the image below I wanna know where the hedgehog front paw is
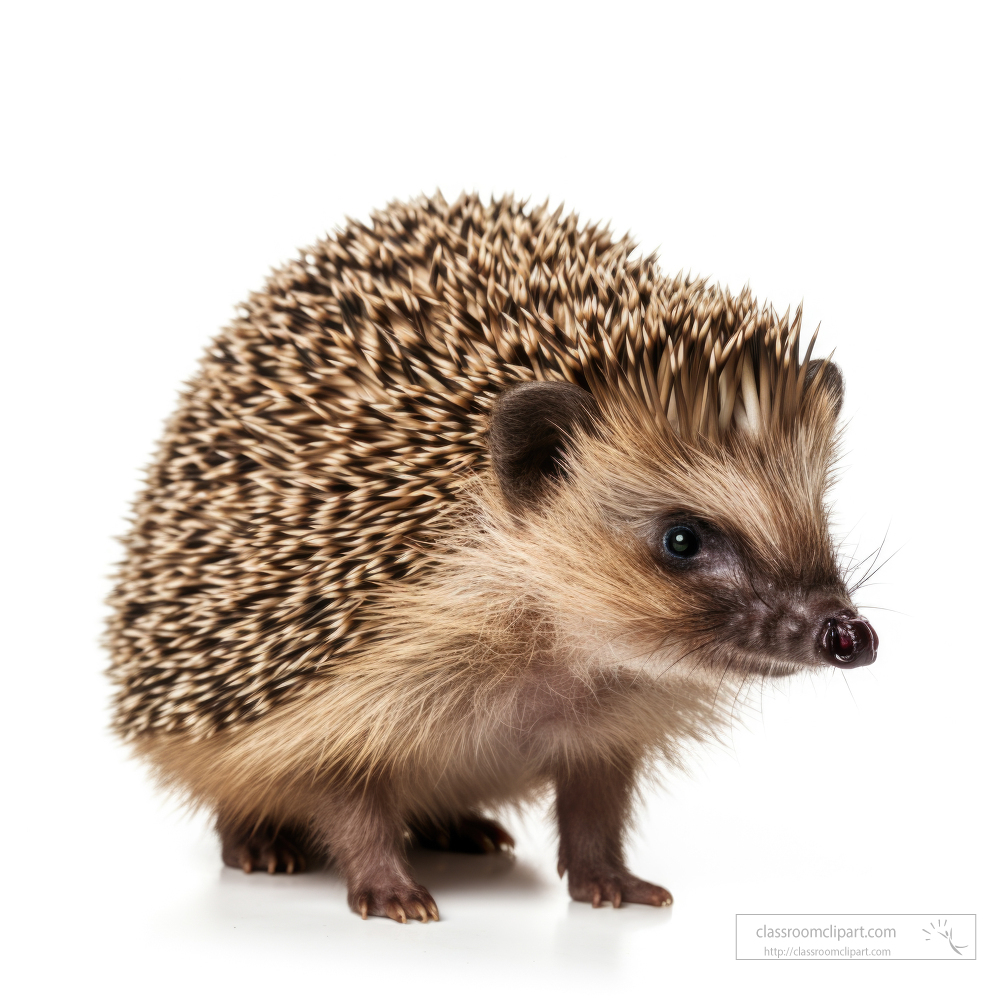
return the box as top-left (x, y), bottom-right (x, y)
top-left (349, 881), bottom-right (440, 923)
top-left (563, 865), bottom-right (673, 908)
top-left (221, 827), bottom-right (307, 875)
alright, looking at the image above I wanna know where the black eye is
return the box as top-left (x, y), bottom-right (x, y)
top-left (663, 525), bottom-right (700, 558)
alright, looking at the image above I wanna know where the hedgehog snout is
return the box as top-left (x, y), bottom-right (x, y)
top-left (734, 594), bottom-right (878, 672)
top-left (818, 612), bottom-right (878, 668)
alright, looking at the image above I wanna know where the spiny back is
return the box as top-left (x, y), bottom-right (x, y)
top-left (108, 192), bottom-right (820, 740)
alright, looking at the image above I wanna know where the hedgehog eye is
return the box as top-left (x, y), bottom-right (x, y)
top-left (663, 525), bottom-right (700, 559)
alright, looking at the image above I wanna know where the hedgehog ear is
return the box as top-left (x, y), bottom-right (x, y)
top-left (489, 381), bottom-right (598, 510)
top-left (805, 359), bottom-right (845, 419)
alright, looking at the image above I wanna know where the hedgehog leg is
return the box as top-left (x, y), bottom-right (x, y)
top-left (410, 814), bottom-right (516, 854)
top-left (314, 788), bottom-right (439, 923)
top-left (217, 814), bottom-right (309, 875)
top-left (554, 756), bottom-right (673, 908)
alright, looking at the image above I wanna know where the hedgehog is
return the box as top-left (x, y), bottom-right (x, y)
top-left (107, 191), bottom-right (877, 923)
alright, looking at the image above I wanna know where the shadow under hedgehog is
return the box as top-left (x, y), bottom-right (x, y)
top-left (107, 192), bottom-right (877, 922)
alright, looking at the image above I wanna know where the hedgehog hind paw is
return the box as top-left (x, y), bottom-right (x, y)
top-left (219, 821), bottom-right (309, 875)
top-left (410, 813), bottom-right (515, 855)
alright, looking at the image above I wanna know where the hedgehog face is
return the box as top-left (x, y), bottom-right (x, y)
top-left (488, 373), bottom-right (877, 682)
top-left (633, 489), bottom-right (876, 679)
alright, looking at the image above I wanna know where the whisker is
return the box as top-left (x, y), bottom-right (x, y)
top-left (850, 525), bottom-right (890, 579)
top-left (839, 668), bottom-right (859, 710)
top-left (843, 543), bottom-right (882, 586)
top-left (730, 665), bottom-right (756, 735)
top-left (650, 637), bottom-right (717, 684)
top-left (712, 660), bottom-right (735, 711)
top-left (746, 576), bottom-right (775, 612)
top-left (850, 544), bottom-right (903, 594)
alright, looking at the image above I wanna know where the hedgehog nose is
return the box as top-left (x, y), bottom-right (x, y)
top-left (819, 613), bottom-right (878, 668)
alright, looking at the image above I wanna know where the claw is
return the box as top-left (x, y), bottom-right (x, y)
top-left (224, 828), bottom-right (306, 877)
top-left (493, 828), bottom-right (516, 851)
top-left (353, 886), bottom-right (439, 924)
top-left (413, 814), bottom-right (515, 855)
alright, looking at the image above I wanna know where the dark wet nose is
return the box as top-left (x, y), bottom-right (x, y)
top-left (819, 613), bottom-right (878, 668)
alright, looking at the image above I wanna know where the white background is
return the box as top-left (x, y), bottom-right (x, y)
top-left (1, 1), bottom-right (997, 997)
